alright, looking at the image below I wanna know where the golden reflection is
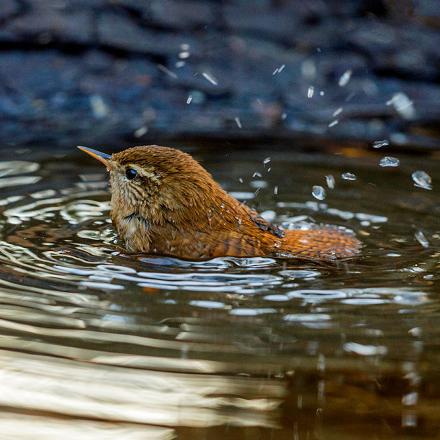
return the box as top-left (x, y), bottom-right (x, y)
top-left (0, 348), bottom-right (283, 428)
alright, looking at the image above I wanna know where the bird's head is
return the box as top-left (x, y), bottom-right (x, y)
top-left (78, 145), bottom-right (221, 228)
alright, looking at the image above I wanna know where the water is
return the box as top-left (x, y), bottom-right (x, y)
top-left (0, 143), bottom-right (439, 439)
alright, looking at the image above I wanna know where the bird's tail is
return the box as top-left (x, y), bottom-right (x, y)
top-left (279, 227), bottom-right (361, 261)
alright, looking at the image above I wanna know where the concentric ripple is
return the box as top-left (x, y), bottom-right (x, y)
top-left (0, 147), bottom-right (438, 439)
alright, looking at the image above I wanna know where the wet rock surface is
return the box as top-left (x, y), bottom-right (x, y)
top-left (0, 0), bottom-right (439, 149)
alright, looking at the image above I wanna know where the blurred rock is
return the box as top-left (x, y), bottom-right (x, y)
top-left (0, 0), bottom-right (439, 150)
top-left (0, 0), bottom-right (19, 21)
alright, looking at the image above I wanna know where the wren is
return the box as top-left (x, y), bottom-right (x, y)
top-left (78, 145), bottom-right (361, 261)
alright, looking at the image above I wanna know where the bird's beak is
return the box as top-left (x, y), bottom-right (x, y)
top-left (77, 146), bottom-right (112, 169)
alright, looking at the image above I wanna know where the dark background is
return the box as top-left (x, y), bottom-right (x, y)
top-left (0, 0), bottom-right (439, 150)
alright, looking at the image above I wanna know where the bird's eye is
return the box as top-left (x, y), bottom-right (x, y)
top-left (125, 168), bottom-right (137, 180)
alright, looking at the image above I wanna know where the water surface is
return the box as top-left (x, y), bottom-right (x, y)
top-left (0, 143), bottom-right (438, 439)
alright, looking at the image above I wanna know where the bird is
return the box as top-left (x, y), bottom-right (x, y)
top-left (78, 145), bottom-right (361, 261)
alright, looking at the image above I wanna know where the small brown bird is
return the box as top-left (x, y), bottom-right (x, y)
top-left (78, 145), bottom-right (361, 261)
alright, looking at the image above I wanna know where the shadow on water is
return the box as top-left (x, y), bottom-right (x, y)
top-left (0, 142), bottom-right (438, 439)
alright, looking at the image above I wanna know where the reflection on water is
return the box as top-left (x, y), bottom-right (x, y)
top-left (0, 145), bottom-right (438, 439)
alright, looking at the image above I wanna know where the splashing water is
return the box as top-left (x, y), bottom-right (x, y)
top-left (0, 145), bottom-right (438, 439)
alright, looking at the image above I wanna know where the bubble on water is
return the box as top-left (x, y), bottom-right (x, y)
top-left (412, 170), bottom-right (432, 190)
top-left (372, 139), bottom-right (389, 149)
top-left (415, 230), bottom-right (429, 248)
top-left (325, 175), bottom-right (335, 189)
top-left (312, 185), bottom-right (326, 200)
top-left (338, 69), bottom-right (352, 87)
top-left (379, 156), bottom-right (400, 167)
top-left (386, 93), bottom-right (415, 119)
top-left (307, 86), bottom-right (314, 98)
top-left (341, 172), bottom-right (356, 181)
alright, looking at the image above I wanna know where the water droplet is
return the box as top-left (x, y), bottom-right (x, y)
top-left (250, 180), bottom-right (268, 189)
top-left (186, 95), bottom-right (193, 104)
top-left (341, 172), bottom-right (356, 181)
top-left (312, 185), bottom-right (326, 200)
top-left (386, 93), bottom-right (415, 119)
top-left (325, 175), bottom-right (335, 189)
top-left (263, 157), bottom-right (271, 165)
top-left (372, 139), bottom-right (389, 149)
top-left (234, 117), bottom-right (242, 128)
top-left (408, 327), bottom-right (422, 337)
top-left (202, 72), bottom-right (218, 85)
top-left (134, 126), bottom-right (148, 138)
top-left (272, 64), bottom-right (285, 75)
top-left (328, 119), bottom-right (338, 128)
top-left (379, 156), bottom-right (400, 167)
top-left (415, 230), bottom-right (429, 248)
top-left (274, 185), bottom-right (279, 195)
top-left (307, 86), bottom-right (314, 98)
top-left (338, 69), bottom-right (352, 87)
top-left (157, 64), bottom-right (177, 79)
top-left (412, 170), bottom-right (432, 190)
top-left (260, 210), bottom-right (276, 222)
top-left (402, 392), bottom-right (418, 406)
top-left (178, 51), bottom-right (190, 59)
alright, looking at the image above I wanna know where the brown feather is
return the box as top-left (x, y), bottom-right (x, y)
top-left (101, 145), bottom-right (361, 261)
